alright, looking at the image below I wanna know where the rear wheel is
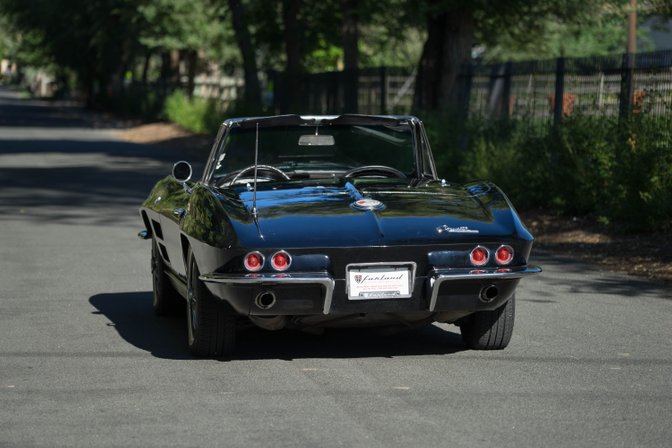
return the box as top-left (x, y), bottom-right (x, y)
top-left (186, 249), bottom-right (237, 357)
top-left (151, 239), bottom-right (182, 316)
top-left (460, 295), bottom-right (515, 350)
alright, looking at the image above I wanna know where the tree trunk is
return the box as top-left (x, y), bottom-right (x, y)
top-left (171, 49), bottom-right (181, 87)
top-left (186, 49), bottom-right (198, 99)
top-left (228, 0), bottom-right (261, 108)
top-left (413, 6), bottom-right (474, 112)
top-left (160, 50), bottom-right (173, 96)
top-left (341, 0), bottom-right (359, 113)
top-left (282, 0), bottom-right (304, 112)
top-left (141, 49), bottom-right (152, 86)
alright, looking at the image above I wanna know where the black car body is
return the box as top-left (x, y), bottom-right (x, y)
top-left (139, 114), bottom-right (541, 357)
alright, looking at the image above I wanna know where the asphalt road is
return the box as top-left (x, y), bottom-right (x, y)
top-left (1, 86), bottom-right (670, 448)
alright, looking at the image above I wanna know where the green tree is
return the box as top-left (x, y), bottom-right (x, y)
top-left (0, 0), bottom-right (142, 105)
top-left (412, 0), bottom-right (604, 112)
top-left (227, 0), bottom-right (261, 108)
top-left (137, 0), bottom-right (226, 97)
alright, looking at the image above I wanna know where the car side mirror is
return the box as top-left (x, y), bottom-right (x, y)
top-left (172, 161), bottom-right (192, 183)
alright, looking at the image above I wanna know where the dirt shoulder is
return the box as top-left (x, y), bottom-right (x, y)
top-left (521, 211), bottom-right (671, 283)
top-left (117, 122), bottom-right (672, 284)
top-left (117, 122), bottom-right (213, 154)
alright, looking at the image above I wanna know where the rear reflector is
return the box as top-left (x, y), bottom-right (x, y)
top-left (470, 246), bottom-right (489, 266)
top-left (244, 252), bottom-right (264, 272)
top-left (271, 251), bottom-right (291, 271)
top-left (495, 245), bottom-right (514, 265)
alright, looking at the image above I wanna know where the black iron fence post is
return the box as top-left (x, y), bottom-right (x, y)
top-left (343, 69), bottom-right (358, 113)
top-left (379, 66), bottom-right (387, 114)
top-left (553, 57), bottom-right (565, 126)
top-left (458, 63), bottom-right (474, 151)
top-left (619, 52), bottom-right (635, 120)
top-left (459, 63), bottom-right (473, 120)
top-left (502, 61), bottom-right (512, 119)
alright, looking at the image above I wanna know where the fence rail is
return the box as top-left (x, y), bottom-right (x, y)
top-left (467, 50), bottom-right (672, 123)
top-left (270, 67), bottom-right (417, 115)
top-left (269, 49), bottom-right (672, 123)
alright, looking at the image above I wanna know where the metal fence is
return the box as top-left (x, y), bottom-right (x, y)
top-left (467, 50), bottom-right (672, 123)
top-left (272, 50), bottom-right (672, 123)
top-left (270, 67), bottom-right (416, 115)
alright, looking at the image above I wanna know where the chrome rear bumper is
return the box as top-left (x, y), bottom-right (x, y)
top-left (199, 272), bottom-right (336, 314)
top-left (428, 265), bottom-right (542, 311)
top-left (200, 265), bottom-right (542, 315)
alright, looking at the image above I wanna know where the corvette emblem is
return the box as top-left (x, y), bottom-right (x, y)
top-left (351, 198), bottom-right (385, 211)
top-left (436, 225), bottom-right (479, 234)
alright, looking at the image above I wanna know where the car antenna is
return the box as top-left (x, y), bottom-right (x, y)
top-left (252, 122), bottom-right (259, 218)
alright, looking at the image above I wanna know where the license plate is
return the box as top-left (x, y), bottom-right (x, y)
top-left (347, 264), bottom-right (414, 300)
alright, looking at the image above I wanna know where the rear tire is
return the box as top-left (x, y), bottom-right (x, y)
top-left (460, 295), bottom-right (515, 350)
top-left (186, 249), bottom-right (237, 357)
top-left (151, 239), bottom-right (182, 316)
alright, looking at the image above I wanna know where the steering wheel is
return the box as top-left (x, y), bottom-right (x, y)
top-left (344, 165), bottom-right (407, 179)
top-left (229, 164), bottom-right (291, 185)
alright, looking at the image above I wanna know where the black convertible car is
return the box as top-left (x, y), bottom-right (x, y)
top-left (138, 114), bottom-right (541, 357)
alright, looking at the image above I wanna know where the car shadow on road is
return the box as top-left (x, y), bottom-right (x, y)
top-left (90, 291), bottom-right (191, 359)
top-left (89, 291), bottom-right (468, 361)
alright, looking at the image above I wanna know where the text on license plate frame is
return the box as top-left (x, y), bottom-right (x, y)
top-left (346, 262), bottom-right (416, 300)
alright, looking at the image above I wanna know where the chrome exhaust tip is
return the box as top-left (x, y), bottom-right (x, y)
top-left (479, 285), bottom-right (498, 303)
top-left (255, 291), bottom-right (277, 310)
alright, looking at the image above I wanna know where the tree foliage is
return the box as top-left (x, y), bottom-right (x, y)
top-left (1, 0), bottom-right (670, 111)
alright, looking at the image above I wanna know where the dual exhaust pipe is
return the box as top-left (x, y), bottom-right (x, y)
top-left (251, 291), bottom-right (284, 330)
top-left (479, 285), bottom-right (499, 303)
top-left (255, 291), bottom-right (277, 310)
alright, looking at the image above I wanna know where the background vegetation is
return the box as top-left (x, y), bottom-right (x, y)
top-left (1, 0), bottom-right (671, 232)
top-left (427, 114), bottom-right (672, 232)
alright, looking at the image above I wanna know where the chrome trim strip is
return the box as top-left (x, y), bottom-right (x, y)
top-left (165, 269), bottom-right (188, 299)
top-left (199, 272), bottom-right (336, 315)
top-left (428, 265), bottom-right (542, 311)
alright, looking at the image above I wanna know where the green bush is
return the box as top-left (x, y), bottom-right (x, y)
top-left (163, 90), bottom-right (224, 134)
top-left (163, 90), bottom-right (268, 135)
top-left (113, 85), bottom-right (164, 118)
top-left (426, 112), bottom-right (672, 232)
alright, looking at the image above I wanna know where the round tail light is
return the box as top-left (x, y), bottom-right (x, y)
top-left (244, 252), bottom-right (264, 272)
top-left (271, 251), bottom-right (291, 271)
top-left (470, 246), bottom-right (489, 266)
top-left (495, 245), bottom-right (514, 265)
